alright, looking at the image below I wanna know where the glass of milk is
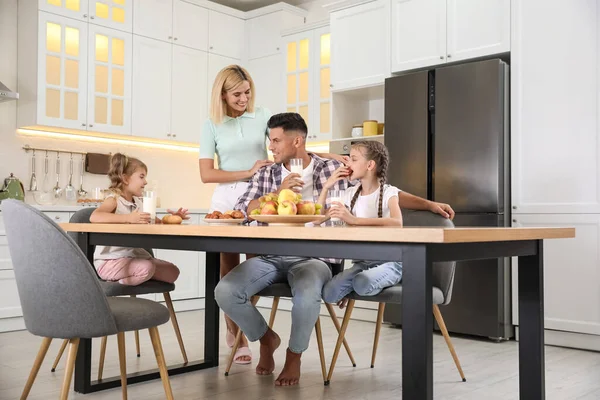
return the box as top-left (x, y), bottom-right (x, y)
top-left (290, 158), bottom-right (303, 191)
top-left (329, 189), bottom-right (343, 223)
top-left (142, 190), bottom-right (157, 224)
top-left (290, 158), bottom-right (303, 175)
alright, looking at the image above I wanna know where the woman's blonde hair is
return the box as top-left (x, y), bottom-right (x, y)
top-left (107, 153), bottom-right (147, 195)
top-left (209, 65), bottom-right (255, 124)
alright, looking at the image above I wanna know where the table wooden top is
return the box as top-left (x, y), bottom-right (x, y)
top-left (59, 223), bottom-right (575, 244)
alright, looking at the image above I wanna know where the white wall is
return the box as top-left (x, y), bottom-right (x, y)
top-left (0, 0), bottom-right (215, 209)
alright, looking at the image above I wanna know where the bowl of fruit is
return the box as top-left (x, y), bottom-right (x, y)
top-left (250, 189), bottom-right (327, 226)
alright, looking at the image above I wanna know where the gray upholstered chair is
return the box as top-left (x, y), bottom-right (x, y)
top-left (1, 199), bottom-right (174, 400)
top-left (224, 263), bottom-right (357, 384)
top-left (325, 210), bottom-right (466, 384)
top-left (50, 207), bottom-right (188, 381)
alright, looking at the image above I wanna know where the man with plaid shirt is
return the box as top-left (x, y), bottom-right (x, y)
top-left (215, 113), bottom-right (455, 387)
top-left (216, 113), bottom-right (347, 387)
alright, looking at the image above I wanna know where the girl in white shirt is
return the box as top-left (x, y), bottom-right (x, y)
top-left (317, 141), bottom-right (404, 307)
top-left (91, 153), bottom-right (188, 286)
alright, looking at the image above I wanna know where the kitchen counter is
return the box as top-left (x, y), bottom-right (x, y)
top-left (0, 203), bottom-right (209, 214)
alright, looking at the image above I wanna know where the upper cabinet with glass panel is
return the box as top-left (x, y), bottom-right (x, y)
top-left (283, 25), bottom-right (331, 142)
top-left (17, 5), bottom-right (133, 136)
top-left (38, 0), bottom-right (132, 32)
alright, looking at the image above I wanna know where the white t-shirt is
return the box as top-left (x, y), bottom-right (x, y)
top-left (342, 184), bottom-right (401, 218)
top-left (281, 158), bottom-right (315, 202)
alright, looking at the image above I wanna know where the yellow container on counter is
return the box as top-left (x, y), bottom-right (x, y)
top-left (363, 120), bottom-right (378, 136)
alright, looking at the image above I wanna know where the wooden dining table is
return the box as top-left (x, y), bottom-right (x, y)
top-left (59, 222), bottom-right (574, 400)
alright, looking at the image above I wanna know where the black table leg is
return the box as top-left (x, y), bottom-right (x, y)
top-left (204, 252), bottom-right (220, 365)
top-left (518, 240), bottom-right (545, 399)
top-left (74, 232), bottom-right (94, 393)
top-left (402, 244), bottom-right (433, 400)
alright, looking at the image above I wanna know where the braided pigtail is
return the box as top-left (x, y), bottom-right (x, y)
top-left (349, 184), bottom-right (362, 215)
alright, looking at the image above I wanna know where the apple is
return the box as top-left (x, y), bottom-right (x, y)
top-left (260, 201), bottom-right (278, 215)
top-left (278, 200), bottom-right (297, 215)
top-left (297, 201), bottom-right (316, 215)
top-left (278, 188), bottom-right (299, 204)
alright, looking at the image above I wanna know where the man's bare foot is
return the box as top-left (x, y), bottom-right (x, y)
top-left (256, 328), bottom-right (281, 375)
top-left (274, 349), bottom-right (302, 386)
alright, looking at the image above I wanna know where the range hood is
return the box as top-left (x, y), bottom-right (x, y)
top-left (0, 80), bottom-right (19, 103)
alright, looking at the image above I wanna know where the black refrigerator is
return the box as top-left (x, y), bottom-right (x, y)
top-left (383, 58), bottom-right (513, 340)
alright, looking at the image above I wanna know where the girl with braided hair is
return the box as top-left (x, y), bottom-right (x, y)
top-left (318, 140), bottom-right (403, 308)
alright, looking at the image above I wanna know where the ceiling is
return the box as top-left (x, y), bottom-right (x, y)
top-left (209, 0), bottom-right (314, 12)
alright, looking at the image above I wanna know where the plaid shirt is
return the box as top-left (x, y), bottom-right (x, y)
top-left (235, 153), bottom-right (350, 264)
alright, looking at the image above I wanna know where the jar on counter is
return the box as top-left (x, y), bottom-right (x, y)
top-left (363, 120), bottom-right (378, 136)
top-left (351, 125), bottom-right (363, 137)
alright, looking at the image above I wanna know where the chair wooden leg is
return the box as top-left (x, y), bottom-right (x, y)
top-left (98, 336), bottom-right (108, 381)
top-left (50, 339), bottom-right (68, 372)
top-left (224, 296), bottom-right (259, 376)
top-left (148, 327), bottom-right (175, 400)
top-left (314, 317), bottom-right (327, 384)
top-left (325, 303), bottom-right (357, 367)
top-left (59, 338), bottom-right (80, 400)
top-left (433, 304), bottom-right (466, 382)
top-left (116, 332), bottom-right (128, 400)
top-left (131, 295), bottom-right (141, 357)
top-left (163, 292), bottom-right (188, 364)
top-left (20, 337), bottom-right (52, 400)
top-left (268, 297), bottom-right (280, 328)
top-left (325, 299), bottom-right (355, 385)
top-left (371, 303), bottom-right (386, 368)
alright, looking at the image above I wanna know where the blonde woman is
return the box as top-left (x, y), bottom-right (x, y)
top-left (199, 65), bottom-right (345, 365)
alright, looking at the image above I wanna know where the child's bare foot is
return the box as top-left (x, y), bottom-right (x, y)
top-left (274, 349), bottom-right (302, 386)
top-left (256, 328), bottom-right (280, 375)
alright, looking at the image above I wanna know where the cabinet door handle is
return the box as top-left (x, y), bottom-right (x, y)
top-left (55, 216), bottom-right (60, 220)
top-left (168, 36), bottom-right (173, 40)
top-left (83, 14), bottom-right (88, 18)
top-left (440, 55), bottom-right (444, 59)
top-left (209, 46), bottom-right (213, 50)
top-left (167, 134), bottom-right (172, 137)
top-left (447, 54), bottom-right (451, 58)
top-left (174, 37), bottom-right (178, 41)
top-left (172, 134), bottom-right (177, 137)
top-left (89, 124), bottom-right (94, 128)
top-left (81, 123), bottom-right (87, 127)
top-left (90, 15), bottom-right (95, 19)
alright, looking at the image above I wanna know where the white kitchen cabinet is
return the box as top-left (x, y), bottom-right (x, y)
top-left (35, 12), bottom-right (89, 130)
top-left (283, 25), bottom-right (331, 142)
top-left (44, 211), bottom-right (72, 224)
top-left (132, 37), bottom-right (207, 143)
top-left (511, 214), bottom-right (600, 336)
top-left (171, 45), bottom-right (208, 143)
top-left (208, 10), bottom-right (245, 60)
top-left (0, 270), bottom-right (22, 319)
top-left (246, 11), bottom-right (304, 61)
top-left (38, 0), bottom-right (89, 21)
top-left (133, 0), bottom-right (208, 51)
top-left (133, 0), bottom-right (173, 42)
top-left (0, 237), bottom-right (12, 271)
top-left (132, 35), bottom-right (172, 140)
top-left (87, 24), bottom-right (132, 135)
top-left (173, 0), bottom-right (208, 51)
top-left (248, 54), bottom-right (284, 115)
top-left (511, 0), bottom-right (600, 214)
top-left (391, 0), bottom-right (446, 73)
top-left (446, 0), bottom-right (509, 62)
top-left (88, 0), bottom-right (133, 32)
top-left (329, 0), bottom-right (390, 91)
top-left (390, 0), bottom-right (510, 73)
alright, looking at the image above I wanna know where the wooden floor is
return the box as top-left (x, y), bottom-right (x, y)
top-left (1, 308), bottom-right (600, 399)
